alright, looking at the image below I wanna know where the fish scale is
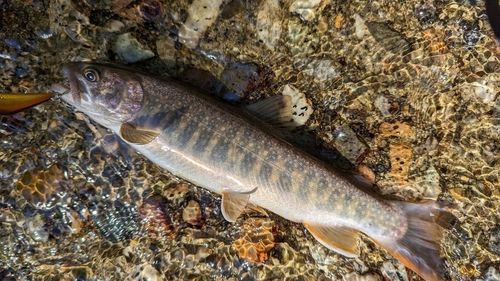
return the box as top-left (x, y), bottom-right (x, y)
top-left (60, 62), bottom-right (455, 281)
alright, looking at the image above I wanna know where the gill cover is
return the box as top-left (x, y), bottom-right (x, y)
top-left (63, 62), bottom-right (145, 122)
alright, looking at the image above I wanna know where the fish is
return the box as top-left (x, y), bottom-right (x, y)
top-left (486, 0), bottom-right (500, 42)
top-left (59, 62), bottom-right (454, 281)
top-left (0, 92), bottom-right (53, 115)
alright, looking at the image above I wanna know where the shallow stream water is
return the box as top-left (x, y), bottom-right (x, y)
top-left (1, 0), bottom-right (500, 280)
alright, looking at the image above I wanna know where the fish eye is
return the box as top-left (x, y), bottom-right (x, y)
top-left (83, 68), bottom-right (100, 82)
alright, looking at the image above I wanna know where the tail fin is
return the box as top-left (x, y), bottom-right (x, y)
top-left (373, 201), bottom-right (455, 281)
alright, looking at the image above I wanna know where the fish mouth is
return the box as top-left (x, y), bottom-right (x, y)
top-left (61, 63), bottom-right (83, 106)
top-left (52, 63), bottom-right (92, 107)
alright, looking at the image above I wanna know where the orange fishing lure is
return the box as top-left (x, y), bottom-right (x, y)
top-left (0, 93), bottom-right (53, 114)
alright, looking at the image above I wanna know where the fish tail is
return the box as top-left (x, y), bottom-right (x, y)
top-left (373, 201), bottom-right (455, 281)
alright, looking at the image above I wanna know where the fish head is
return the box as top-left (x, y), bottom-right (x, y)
top-left (61, 62), bottom-right (144, 128)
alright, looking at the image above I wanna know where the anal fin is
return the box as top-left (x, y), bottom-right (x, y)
top-left (304, 223), bottom-right (360, 258)
top-left (120, 122), bottom-right (160, 145)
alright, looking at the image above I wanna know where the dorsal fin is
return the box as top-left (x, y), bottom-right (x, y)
top-left (244, 84), bottom-right (314, 129)
top-left (244, 95), bottom-right (295, 128)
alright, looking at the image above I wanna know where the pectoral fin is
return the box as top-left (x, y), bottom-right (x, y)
top-left (221, 187), bottom-right (258, 222)
top-left (120, 122), bottom-right (160, 145)
top-left (304, 223), bottom-right (360, 257)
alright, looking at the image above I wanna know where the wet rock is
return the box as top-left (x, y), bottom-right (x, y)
top-left (128, 264), bottom-right (158, 281)
top-left (271, 242), bottom-right (301, 265)
top-left (414, 3), bottom-right (437, 25)
top-left (478, 266), bottom-right (500, 281)
top-left (374, 94), bottom-right (394, 117)
top-left (15, 63), bottom-right (30, 79)
top-left (65, 20), bottom-right (93, 46)
top-left (366, 22), bottom-right (412, 56)
top-left (0, 268), bottom-right (15, 281)
top-left (156, 36), bottom-right (175, 63)
top-left (182, 200), bottom-right (204, 227)
top-left (114, 32), bottom-right (154, 63)
top-left (343, 272), bottom-right (382, 281)
top-left (331, 123), bottom-right (369, 164)
top-left (358, 164), bottom-right (376, 184)
top-left (220, 0), bottom-right (246, 19)
top-left (256, 0), bottom-right (283, 51)
top-left (354, 14), bottom-right (369, 40)
top-left (293, 58), bottom-right (339, 83)
top-left (416, 165), bottom-right (441, 200)
top-left (163, 183), bottom-right (189, 205)
top-left (233, 218), bottom-right (275, 263)
top-left (178, 0), bottom-right (224, 49)
top-left (379, 121), bottom-right (414, 139)
top-left (26, 213), bottom-right (49, 242)
top-left (139, 195), bottom-right (175, 240)
top-left (488, 225), bottom-right (500, 255)
top-left (308, 243), bottom-right (336, 266)
top-left (35, 28), bottom-right (55, 40)
top-left (422, 28), bottom-right (449, 54)
top-left (220, 62), bottom-right (269, 100)
top-left (4, 38), bottom-right (21, 50)
top-left (282, 84), bottom-right (314, 126)
top-left (380, 261), bottom-right (408, 281)
top-left (62, 209), bottom-right (85, 234)
top-left (286, 21), bottom-right (320, 56)
top-left (16, 165), bottom-right (67, 210)
top-left (104, 20), bottom-right (125, 33)
top-left (113, 0), bottom-right (163, 22)
top-left (289, 0), bottom-right (329, 22)
top-left (462, 82), bottom-right (497, 103)
top-left (387, 143), bottom-right (412, 184)
top-left (463, 30), bottom-right (481, 48)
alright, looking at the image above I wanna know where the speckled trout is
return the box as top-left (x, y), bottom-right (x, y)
top-left (59, 62), bottom-right (453, 281)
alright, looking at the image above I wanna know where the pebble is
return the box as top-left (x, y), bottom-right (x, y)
top-left (294, 58), bottom-right (339, 82)
top-left (105, 20), bottom-right (125, 33)
top-left (353, 14), bottom-right (368, 40)
top-left (26, 213), bottom-right (49, 242)
top-left (178, 0), bottom-right (224, 49)
top-left (220, 62), bottom-right (262, 99)
top-left (139, 195), bottom-right (174, 239)
top-left (488, 225), bottom-right (500, 255)
top-left (182, 200), bottom-right (203, 226)
top-left (478, 267), bottom-right (500, 281)
top-left (331, 123), bottom-right (369, 164)
top-left (387, 143), bottom-right (412, 184)
top-left (16, 165), bottom-right (65, 210)
top-left (380, 261), bottom-right (408, 281)
top-left (343, 272), bottom-right (382, 281)
top-left (232, 218), bottom-right (275, 263)
top-left (256, 0), bottom-right (282, 50)
top-left (156, 36), bottom-right (175, 62)
top-left (163, 183), bottom-right (189, 205)
top-left (114, 33), bottom-right (154, 63)
top-left (289, 0), bottom-right (328, 22)
top-left (282, 84), bottom-right (313, 126)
